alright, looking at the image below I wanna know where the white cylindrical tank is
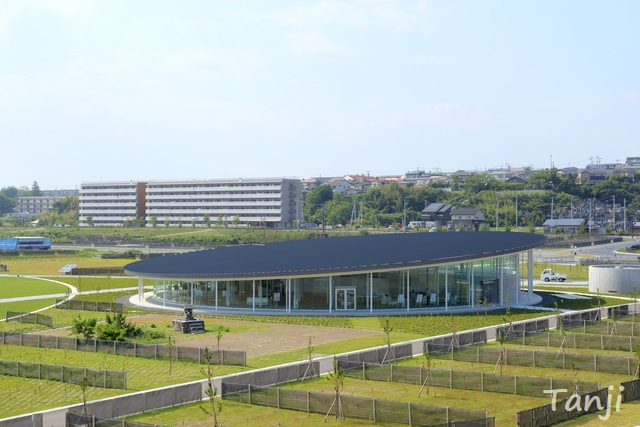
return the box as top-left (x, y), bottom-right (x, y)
top-left (589, 265), bottom-right (640, 294)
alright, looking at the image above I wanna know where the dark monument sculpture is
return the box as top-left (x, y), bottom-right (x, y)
top-left (172, 304), bottom-right (205, 334)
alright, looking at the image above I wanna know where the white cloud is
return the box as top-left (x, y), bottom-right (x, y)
top-left (0, 0), bottom-right (21, 43)
top-left (288, 31), bottom-right (351, 55)
top-left (260, 0), bottom-right (424, 31)
top-left (421, 103), bottom-right (499, 133)
top-left (26, 0), bottom-right (92, 19)
top-left (156, 47), bottom-right (266, 78)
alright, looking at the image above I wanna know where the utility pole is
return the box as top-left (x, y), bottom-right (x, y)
top-left (570, 196), bottom-right (573, 219)
top-left (495, 197), bottom-right (499, 231)
top-left (515, 194), bottom-right (518, 228)
top-left (402, 199), bottom-right (408, 231)
top-left (589, 198), bottom-right (593, 234)
top-left (349, 200), bottom-right (356, 229)
top-left (322, 204), bottom-right (326, 238)
top-left (613, 195), bottom-right (616, 232)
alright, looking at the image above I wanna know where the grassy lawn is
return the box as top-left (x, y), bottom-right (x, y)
top-left (110, 397), bottom-right (402, 427)
top-left (0, 276), bottom-right (71, 298)
top-left (0, 344), bottom-right (247, 419)
top-left (524, 262), bottom-right (590, 281)
top-left (0, 251), bottom-right (134, 276)
top-left (3, 249), bottom-right (639, 424)
top-left (0, 299), bottom-right (59, 320)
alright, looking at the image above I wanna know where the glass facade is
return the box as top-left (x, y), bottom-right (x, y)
top-left (151, 253), bottom-right (523, 314)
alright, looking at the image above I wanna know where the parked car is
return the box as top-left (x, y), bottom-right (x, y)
top-left (540, 268), bottom-right (567, 282)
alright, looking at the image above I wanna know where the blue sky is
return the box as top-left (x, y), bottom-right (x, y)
top-left (1, 0), bottom-right (638, 189)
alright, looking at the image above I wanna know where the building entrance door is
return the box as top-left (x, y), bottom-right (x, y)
top-left (335, 287), bottom-right (356, 310)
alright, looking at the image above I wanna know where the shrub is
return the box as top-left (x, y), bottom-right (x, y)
top-left (71, 315), bottom-right (97, 338)
top-left (96, 313), bottom-right (142, 341)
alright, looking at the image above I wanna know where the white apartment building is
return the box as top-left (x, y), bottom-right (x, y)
top-left (79, 178), bottom-right (302, 228)
top-left (145, 178), bottom-right (302, 228)
top-left (16, 196), bottom-right (66, 216)
top-left (79, 182), bottom-right (146, 226)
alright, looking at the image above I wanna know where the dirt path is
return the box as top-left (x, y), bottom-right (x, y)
top-left (44, 314), bottom-right (384, 359)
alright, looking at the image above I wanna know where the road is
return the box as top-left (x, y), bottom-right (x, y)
top-left (575, 238), bottom-right (640, 259)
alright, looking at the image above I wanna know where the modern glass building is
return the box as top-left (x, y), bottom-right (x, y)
top-left (124, 232), bottom-right (546, 315)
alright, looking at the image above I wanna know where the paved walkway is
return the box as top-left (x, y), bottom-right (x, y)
top-left (0, 293), bottom-right (69, 303)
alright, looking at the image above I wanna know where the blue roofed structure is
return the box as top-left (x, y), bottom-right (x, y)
top-left (125, 232), bottom-right (546, 316)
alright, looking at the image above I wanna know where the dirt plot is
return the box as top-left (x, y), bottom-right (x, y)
top-left (42, 314), bottom-right (384, 359)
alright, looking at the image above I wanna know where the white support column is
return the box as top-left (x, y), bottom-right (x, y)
top-left (252, 280), bottom-right (256, 312)
top-left (287, 278), bottom-right (292, 313)
top-left (190, 281), bottom-right (194, 305)
top-left (138, 277), bottom-right (144, 301)
top-left (329, 276), bottom-right (333, 314)
top-left (214, 281), bottom-right (218, 311)
top-left (467, 263), bottom-right (472, 308)
top-left (445, 266), bottom-right (449, 311)
top-left (471, 263), bottom-right (475, 308)
top-left (406, 270), bottom-right (410, 313)
top-left (369, 273), bottom-right (373, 314)
top-left (516, 254), bottom-right (521, 305)
top-left (500, 258), bottom-right (504, 306)
top-left (528, 250), bottom-right (534, 298)
top-left (162, 281), bottom-right (166, 306)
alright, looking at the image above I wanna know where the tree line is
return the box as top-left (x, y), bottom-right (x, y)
top-left (2, 169), bottom-right (639, 231)
top-left (0, 181), bottom-right (79, 226)
top-left (303, 169), bottom-right (640, 230)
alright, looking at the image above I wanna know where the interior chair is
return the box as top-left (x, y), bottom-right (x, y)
top-left (430, 292), bottom-right (437, 306)
top-left (415, 293), bottom-right (423, 307)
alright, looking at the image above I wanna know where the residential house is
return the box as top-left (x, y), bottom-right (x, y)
top-left (449, 208), bottom-right (486, 231)
top-left (542, 219), bottom-right (586, 234)
top-left (328, 178), bottom-right (351, 195)
top-left (421, 203), bottom-right (453, 226)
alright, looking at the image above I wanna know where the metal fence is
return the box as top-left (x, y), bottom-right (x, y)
top-left (339, 362), bottom-right (602, 398)
top-left (5, 311), bottom-right (54, 328)
top-left (221, 382), bottom-right (494, 427)
top-left (564, 319), bottom-right (640, 337)
top-left (66, 412), bottom-right (165, 427)
top-left (0, 332), bottom-right (246, 366)
top-left (0, 359), bottom-right (126, 389)
top-left (505, 330), bottom-right (640, 353)
top-left (55, 300), bottom-right (124, 313)
top-left (516, 388), bottom-right (608, 427)
top-left (620, 378), bottom-right (640, 403)
top-left (435, 345), bottom-right (638, 376)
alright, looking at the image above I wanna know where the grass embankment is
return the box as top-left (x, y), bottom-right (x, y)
top-left (0, 344), bottom-right (246, 419)
top-left (0, 248), bottom-right (135, 276)
top-left (525, 262), bottom-right (590, 281)
top-left (128, 334), bottom-right (640, 427)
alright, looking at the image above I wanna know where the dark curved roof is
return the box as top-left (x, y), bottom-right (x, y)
top-left (124, 232), bottom-right (546, 280)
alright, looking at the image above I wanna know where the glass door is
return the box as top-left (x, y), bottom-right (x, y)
top-left (335, 287), bottom-right (356, 310)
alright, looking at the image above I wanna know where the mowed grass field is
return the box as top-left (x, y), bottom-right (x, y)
top-left (0, 251), bottom-right (134, 276)
top-left (0, 276), bottom-right (72, 318)
top-left (0, 276), bottom-right (71, 299)
top-left (1, 250), bottom-right (636, 425)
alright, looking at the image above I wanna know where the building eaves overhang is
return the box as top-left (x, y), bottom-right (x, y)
top-left (124, 232), bottom-right (546, 280)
